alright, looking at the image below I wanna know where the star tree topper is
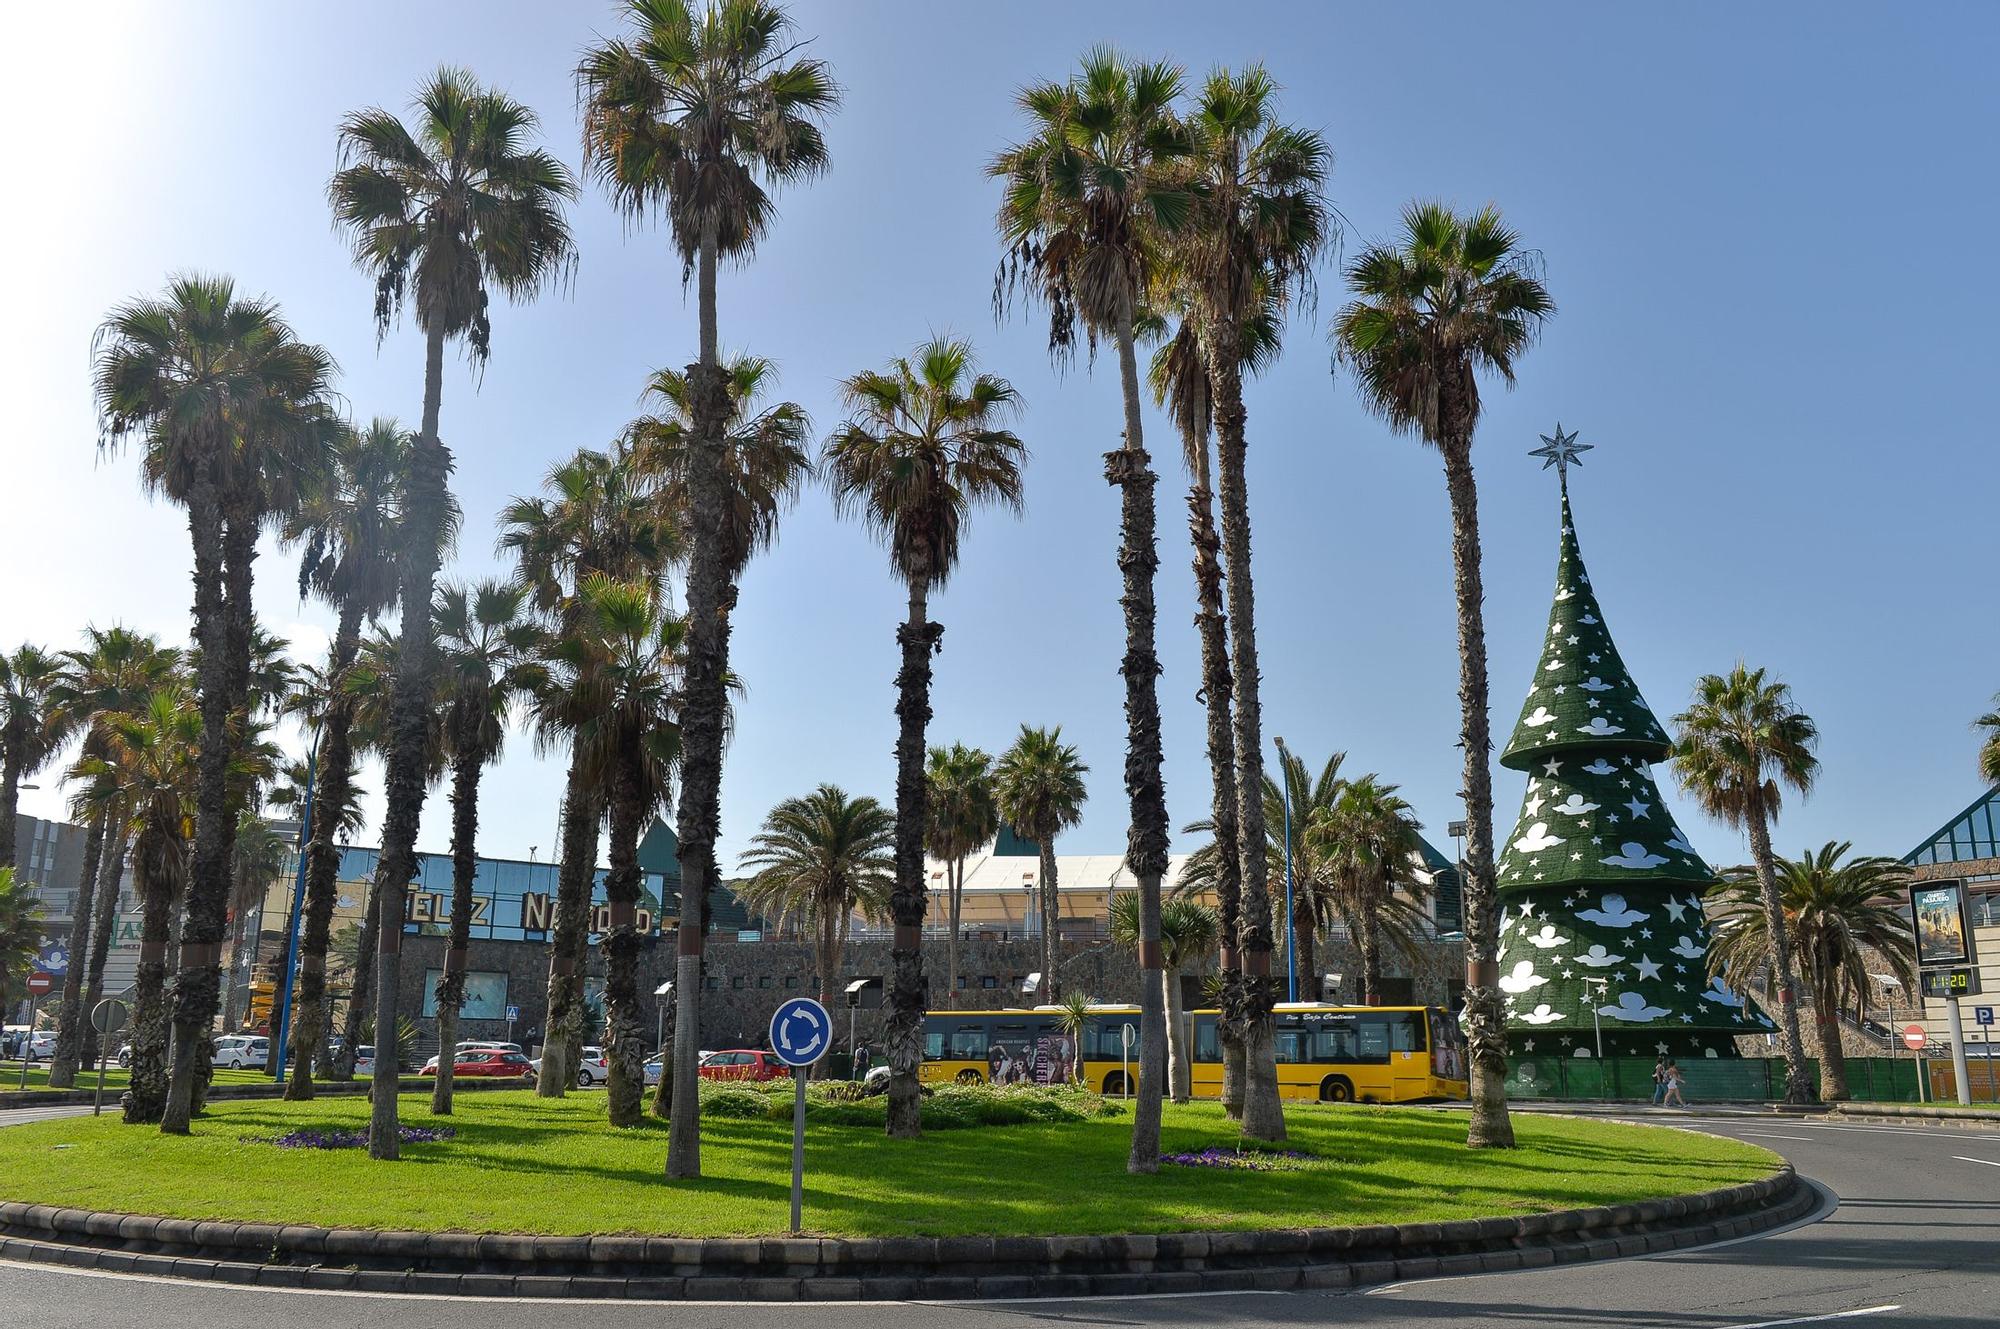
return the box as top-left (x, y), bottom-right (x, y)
top-left (1530, 423), bottom-right (1593, 481)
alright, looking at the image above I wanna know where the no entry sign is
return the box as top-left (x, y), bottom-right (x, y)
top-left (1902, 1024), bottom-right (1927, 1051)
top-left (25, 972), bottom-right (53, 998)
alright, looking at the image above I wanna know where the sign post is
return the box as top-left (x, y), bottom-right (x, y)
top-left (505, 1005), bottom-right (520, 1048)
top-left (19, 972), bottom-right (52, 1090)
top-left (90, 999), bottom-right (129, 1117)
top-left (1911, 879), bottom-right (1978, 1106)
top-left (1903, 1024), bottom-right (1929, 1103)
top-left (768, 996), bottom-right (831, 1234)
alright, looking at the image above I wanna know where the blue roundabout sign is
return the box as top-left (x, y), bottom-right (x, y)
top-left (769, 996), bottom-right (832, 1068)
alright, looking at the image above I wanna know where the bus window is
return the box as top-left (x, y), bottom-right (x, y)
top-left (1313, 1023), bottom-right (1358, 1062)
top-left (1387, 1011), bottom-right (1425, 1053)
top-left (1356, 1011), bottom-right (1426, 1061)
top-left (1193, 1015), bottom-right (1219, 1063)
top-left (1091, 1020), bottom-right (1133, 1059)
top-left (1275, 1026), bottom-right (1309, 1064)
top-left (1356, 1018), bottom-right (1390, 1062)
top-left (948, 1022), bottom-right (989, 1060)
top-left (924, 1027), bottom-right (947, 1060)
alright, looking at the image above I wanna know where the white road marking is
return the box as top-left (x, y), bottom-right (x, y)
top-left (1950, 1154), bottom-right (2000, 1167)
top-left (1736, 1132), bottom-right (1811, 1142)
top-left (1709, 1305), bottom-right (1898, 1328)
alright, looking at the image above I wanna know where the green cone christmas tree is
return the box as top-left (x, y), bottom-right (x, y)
top-left (1495, 439), bottom-right (1772, 1061)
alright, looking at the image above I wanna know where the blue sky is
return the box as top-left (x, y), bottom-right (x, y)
top-left (4, 2), bottom-right (1995, 876)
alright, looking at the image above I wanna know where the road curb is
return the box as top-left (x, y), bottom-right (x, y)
top-left (1828, 1106), bottom-right (2000, 1129)
top-left (0, 1166), bottom-right (1808, 1301)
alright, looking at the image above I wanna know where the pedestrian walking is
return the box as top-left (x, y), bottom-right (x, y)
top-left (1651, 1055), bottom-right (1670, 1106)
top-left (852, 1043), bottom-right (872, 1079)
top-left (1662, 1060), bottom-right (1687, 1107)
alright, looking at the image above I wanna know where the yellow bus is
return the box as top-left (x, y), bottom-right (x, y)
top-left (918, 1002), bottom-right (1467, 1104)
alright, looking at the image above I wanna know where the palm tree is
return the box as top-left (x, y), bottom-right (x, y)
top-left (1111, 894), bottom-right (1220, 1101)
top-left (48, 628), bottom-right (181, 1084)
top-left (735, 785), bottom-right (893, 1022)
top-left (1319, 774), bottom-right (1431, 1007)
top-left (72, 686), bottom-right (200, 1123)
top-left (993, 726), bottom-right (1088, 1001)
top-left (992, 46), bottom-right (1190, 1171)
top-left (0, 869), bottom-right (46, 1023)
top-left (225, 810), bottom-right (288, 1028)
top-left (924, 743), bottom-right (999, 1008)
top-left (1053, 991), bottom-right (1094, 1084)
top-left (429, 581), bottom-right (539, 1114)
top-left (579, 0), bottom-right (836, 1181)
top-left (0, 645), bottom-right (68, 871)
top-left (1975, 696), bottom-right (2000, 786)
top-left (1332, 204), bottom-right (1553, 1150)
top-left (1709, 843), bottom-right (1916, 1102)
top-left (93, 274), bottom-right (336, 1133)
top-left (278, 418), bottom-right (411, 1099)
top-left (1167, 65), bottom-right (1332, 1145)
top-left (1673, 663), bottom-right (1821, 1105)
top-left (500, 447), bottom-right (674, 1098)
top-left (824, 335), bottom-right (1026, 1139)
top-left (532, 577), bottom-right (683, 1126)
top-left (1142, 283), bottom-right (1281, 1122)
top-left (331, 67), bottom-right (575, 1160)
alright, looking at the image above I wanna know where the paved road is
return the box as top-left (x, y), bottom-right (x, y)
top-left (1, 1108), bottom-right (1994, 1328)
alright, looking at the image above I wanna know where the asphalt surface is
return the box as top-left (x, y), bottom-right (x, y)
top-left (2, 1105), bottom-right (1994, 1328)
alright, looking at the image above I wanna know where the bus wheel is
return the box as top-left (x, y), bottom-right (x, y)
top-left (956, 1069), bottom-right (983, 1086)
top-left (1320, 1076), bottom-right (1354, 1103)
top-left (1102, 1071), bottom-right (1127, 1097)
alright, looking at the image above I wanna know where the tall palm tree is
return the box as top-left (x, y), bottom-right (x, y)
top-left (331, 67), bottom-right (575, 1160)
top-left (429, 581), bottom-right (539, 1114)
top-left (71, 686), bottom-right (200, 1123)
top-left (278, 419), bottom-right (412, 1099)
top-left (1143, 284), bottom-right (1281, 1121)
top-left (924, 743), bottom-right (999, 1008)
top-left (93, 274), bottom-right (335, 1133)
top-left (1709, 842), bottom-right (1916, 1102)
top-left (992, 47), bottom-right (1190, 1171)
top-left (1975, 695), bottom-right (2000, 786)
top-left (1111, 893), bottom-right (1220, 1101)
top-left (1319, 774), bottom-right (1431, 1007)
top-left (1673, 663), bottom-right (1821, 1105)
top-left (993, 726), bottom-right (1088, 1002)
top-left (579, 0), bottom-right (836, 1180)
top-left (500, 447), bottom-right (674, 1098)
top-left (735, 785), bottom-right (894, 1019)
top-left (1332, 203), bottom-right (1553, 1150)
top-left (49, 628), bottom-right (182, 1083)
top-left (225, 810), bottom-right (288, 1028)
top-left (0, 645), bottom-right (68, 871)
top-left (1172, 67), bottom-right (1331, 1143)
top-left (824, 335), bottom-right (1026, 1139)
top-left (531, 577), bottom-right (682, 1126)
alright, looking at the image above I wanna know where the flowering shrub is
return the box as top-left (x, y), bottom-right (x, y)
top-left (1162, 1146), bottom-right (1316, 1172)
top-left (248, 1125), bottom-right (457, 1150)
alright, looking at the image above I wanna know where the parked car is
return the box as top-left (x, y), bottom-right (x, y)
top-left (697, 1049), bottom-right (789, 1083)
top-left (421, 1048), bottom-right (535, 1082)
top-left (526, 1046), bottom-right (609, 1088)
top-left (116, 1041), bottom-right (134, 1069)
top-left (353, 1045), bottom-right (375, 1077)
top-left (211, 1035), bottom-right (268, 1070)
top-left (23, 1031), bottom-right (57, 1062)
top-left (419, 1042), bottom-right (531, 1075)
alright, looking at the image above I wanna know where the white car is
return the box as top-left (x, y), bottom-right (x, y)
top-left (24, 1031), bottom-right (58, 1062)
top-left (211, 1035), bottom-right (268, 1070)
top-left (353, 1045), bottom-right (376, 1076)
top-left (528, 1046), bottom-right (611, 1087)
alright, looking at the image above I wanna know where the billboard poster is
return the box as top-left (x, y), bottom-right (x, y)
top-left (420, 970), bottom-right (509, 1021)
top-left (1913, 881), bottom-right (1973, 968)
top-left (985, 1031), bottom-right (1076, 1086)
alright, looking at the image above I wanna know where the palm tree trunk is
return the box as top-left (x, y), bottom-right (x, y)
top-left (124, 850), bottom-right (174, 1124)
top-left (1184, 418), bottom-right (1247, 1120)
top-left (432, 736), bottom-right (482, 1116)
top-left (335, 881), bottom-right (378, 1081)
top-left (0, 748), bottom-right (18, 872)
top-left (886, 579), bottom-right (937, 1139)
top-left (540, 768), bottom-right (596, 1098)
top-left (161, 459), bottom-right (236, 1135)
top-left (1815, 979), bottom-right (1849, 1102)
top-left (946, 857), bottom-right (963, 1010)
top-left (669, 219), bottom-right (728, 1181)
top-left (1747, 808), bottom-right (1813, 1104)
top-left (1211, 341), bottom-right (1280, 1145)
top-left (1106, 308), bottom-right (1171, 1174)
top-left (1296, 908), bottom-right (1318, 1008)
top-left (1166, 967), bottom-right (1191, 1103)
top-left (48, 812), bottom-right (106, 1087)
top-left (603, 738), bottom-right (648, 1129)
top-left (1359, 906), bottom-right (1383, 1007)
top-left (1440, 437), bottom-right (1513, 1149)
top-left (367, 322), bottom-right (452, 1161)
top-left (79, 829), bottom-right (127, 1068)
top-left (1039, 840), bottom-right (1059, 1000)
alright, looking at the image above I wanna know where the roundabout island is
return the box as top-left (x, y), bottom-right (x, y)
top-left (0, 1089), bottom-right (1802, 1300)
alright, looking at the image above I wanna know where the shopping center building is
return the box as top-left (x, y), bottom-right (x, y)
top-left (1903, 785), bottom-right (2000, 1054)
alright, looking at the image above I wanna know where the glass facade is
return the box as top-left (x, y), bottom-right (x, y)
top-left (328, 845), bottom-right (673, 945)
top-left (1904, 787), bottom-right (2000, 871)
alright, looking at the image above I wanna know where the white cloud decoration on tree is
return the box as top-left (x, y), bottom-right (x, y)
top-left (1577, 893), bottom-right (1650, 927)
top-left (1599, 992), bottom-right (1671, 1022)
top-left (1601, 843), bottom-right (1669, 870)
top-left (1574, 944), bottom-right (1625, 968)
top-left (1499, 961), bottom-right (1549, 994)
top-left (1520, 1004), bottom-right (1566, 1025)
top-left (1514, 823), bottom-right (1565, 854)
top-left (1524, 924), bottom-right (1567, 949)
top-left (1698, 979), bottom-right (1746, 1008)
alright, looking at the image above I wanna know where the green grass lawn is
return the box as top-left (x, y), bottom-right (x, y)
top-left (1, 1064), bottom-right (271, 1093)
top-left (0, 1091), bottom-right (1777, 1238)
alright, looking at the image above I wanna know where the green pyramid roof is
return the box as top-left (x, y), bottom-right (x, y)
top-left (1500, 484), bottom-right (1672, 769)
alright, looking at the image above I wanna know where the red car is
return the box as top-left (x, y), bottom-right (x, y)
top-left (421, 1048), bottom-right (536, 1081)
top-left (698, 1049), bottom-right (789, 1082)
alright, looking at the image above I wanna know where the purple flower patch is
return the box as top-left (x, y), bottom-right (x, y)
top-left (1162, 1146), bottom-right (1316, 1172)
top-left (248, 1125), bottom-right (457, 1150)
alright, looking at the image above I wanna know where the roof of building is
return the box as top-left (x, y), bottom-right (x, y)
top-left (926, 847), bottom-right (1196, 895)
top-left (1903, 785), bottom-right (2000, 871)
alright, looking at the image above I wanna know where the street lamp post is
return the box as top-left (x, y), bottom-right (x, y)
top-left (271, 732), bottom-right (321, 1084)
top-left (1276, 737), bottom-right (1296, 1003)
top-left (654, 980), bottom-right (673, 1056)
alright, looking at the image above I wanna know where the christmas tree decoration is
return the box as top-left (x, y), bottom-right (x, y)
top-left (1495, 432), bottom-right (1772, 1060)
